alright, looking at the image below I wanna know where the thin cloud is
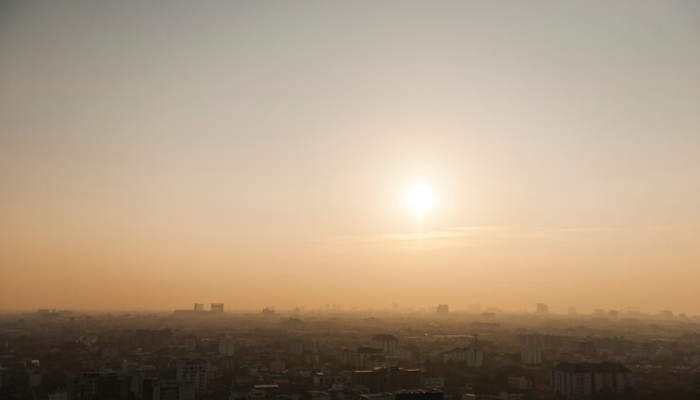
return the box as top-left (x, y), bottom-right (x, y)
top-left (312, 226), bottom-right (611, 252)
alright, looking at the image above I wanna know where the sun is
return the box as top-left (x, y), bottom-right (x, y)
top-left (404, 182), bottom-right (436, 214)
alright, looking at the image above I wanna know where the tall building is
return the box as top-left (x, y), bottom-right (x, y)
top-left (176, 359), bottom-right (208, 394)
top-left (436, 304), bottom-right (449, 315)
top-left (371, 334), bottom-right (399, 352)
top-left (193, 304), bottom-right (204, 312)
top-left (550, 362), bottom-right (633, 399)
top-left (290, 340), bottom-right (316, 354)
top-left (536, 303), bottom-right (549, 315)
top-left (442, 347), bottom-right (483, 368)
top-left (218, 338), bottom-right (234, 356)
top-left (520, 334), bottom-right (544, 365)
top-left (153, 380), bottom-right (195, 400)
top-left (521, 346), bottom-right (542, 365)
top-left (210, 303), bottom-right (224, 313)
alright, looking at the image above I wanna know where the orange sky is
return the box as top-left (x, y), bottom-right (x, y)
top-left (1, 1), bottom-right (699, 313)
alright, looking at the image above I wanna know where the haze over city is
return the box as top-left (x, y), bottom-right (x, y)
top-left (1, 0), bottom-right (700, 314)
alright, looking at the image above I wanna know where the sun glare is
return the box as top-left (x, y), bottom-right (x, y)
top-left (405, 182), bottom-right (435, 214)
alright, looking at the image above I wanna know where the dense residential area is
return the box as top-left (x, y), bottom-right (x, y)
top-left (1, 306), bottom-right (699, 400)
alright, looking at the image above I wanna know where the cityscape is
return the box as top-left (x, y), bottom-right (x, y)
top-left (2, 1), bottom-right (700, 399)
top-left (1, 303), bottom-right (700, 399)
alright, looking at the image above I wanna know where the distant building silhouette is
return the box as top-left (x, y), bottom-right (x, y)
top-left (262, 307), bottom-right (276, 317)
top-left (194, 303), bottom-right (204, 312)
top-left (436, 304), bottom-right (449, 315)
top-left (536, 303), bottom-right (549, 315)
top-left (210, 303), bottom-right (224, 313)
top-left (467, 303), bottom-right (481, 313)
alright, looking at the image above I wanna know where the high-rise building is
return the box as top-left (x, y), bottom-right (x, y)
top-left (218, 338), bottom-right (234, 356)
top-left (520, 334), bottom-right (544, 365)
top-left (536, 303), bottom-right (549, 315)
top-left (550, 362), bottom-right (633, 399)
top-left (371, 334), bottom-right (399, 352)
top-left (152, 380), bottom-right (195, 400)
top-left (210, 303), bottom-right (224, 313)
top-left (290, 340), bottom-right (316, 354)
top-left (521, 346), bottom-right (542, 365)
top-left (193, 304), bottom-right (204, 312)
top-left (437, 304), bottom-right (449, 315)
top-left (442, 347), bottom-right (483, 368)
top-left (176, 359), bottom-right (208, 394)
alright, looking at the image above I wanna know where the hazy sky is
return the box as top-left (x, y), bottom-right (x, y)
top-left (1, 0), bottom-right (699, 313)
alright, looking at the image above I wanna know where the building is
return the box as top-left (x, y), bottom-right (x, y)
top-left (352, 367), bottom-right (422, 392)
top-left (176, 359), bottom-right (208, 394)
top-left (290, 340), bottom-right (316, 354)
top-left (550, 362), bottom-right (634, 399)
top-left (442, 347), bottom-right (483, 368)
top-left (341, 346), bottom-right (386, 369)
top-left (269, 360), bottom-right (286, 373)
top-left (371, 334), bottom-right (399, 352)
top-left (194, 303), bottom-right (204, 312)
top-left (536, 303), bottom-right (549, 315)
top-left (437, 305), bottom-right (449, 315)
top-left (27, 368), bottom-right (42, 388)
top-left (520, 346), bottom-right (542, 365)
top-left (153, 380), bottom-right (195, 400)
top-left (101, 345), bottom-right (118, 359)
top-left (496, 391), bottom-right (525, 400)
top-left (47, 390), bottom-right (68, 400)
top-left (262, 307), bottom-right (276, 317)
top-left (211, 303), bottom-right (224, 313)
top-left (423, 377), bottom-right (445, 390)
top-left (0, 366), bottom-right (8, 389)
top-left (219, 338), bottom-right (235, 356)
top-left (507, 376), bottom-right (533, 390)
top-left (71, 371), bottom-right (143, 399)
